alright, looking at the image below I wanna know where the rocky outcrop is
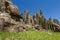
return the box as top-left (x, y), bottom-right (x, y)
top-left (0, 12), bottom-right (11, 23)
top-left (0, 0), bottom-right (60, 32)
top-left (0, 18), bottom-right (5, 31)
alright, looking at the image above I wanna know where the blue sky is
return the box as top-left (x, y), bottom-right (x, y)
top-left (12, 0), bottom-right (60, 21)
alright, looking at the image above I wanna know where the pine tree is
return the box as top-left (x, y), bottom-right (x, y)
top-left (24, 9), bottom-right (29, 24)
top-left (40, 9), bottom-right (44, 18)
top-left (53, 18), bottom-right (59, 24)
top-left (48, 16), bottom-right (53, 29)
top-left (33, 11), bottom-right (39, 25)
top-left (43, 18), bottom-right (48, 29)
top-left (39, 9), bottom-right (45, 28)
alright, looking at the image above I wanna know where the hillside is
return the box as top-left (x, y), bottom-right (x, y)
top-left (0, 0), bottom-right (60, 40)
top-left (0, 0), bottom-right (60, 32)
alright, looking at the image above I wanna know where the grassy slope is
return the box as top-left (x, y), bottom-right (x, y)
top-left (0, 30), bottom-right (60, 40)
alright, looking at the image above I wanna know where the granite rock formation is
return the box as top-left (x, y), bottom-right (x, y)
top-left (0, 0), bottom-right (60, 32)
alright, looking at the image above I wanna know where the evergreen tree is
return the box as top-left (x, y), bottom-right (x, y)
top-left (34, 11), bottom-right (39, 24)
top-left (24, 9), bottom-right (29, 24)
top-left (40, 9), bottom-right (44, 18)
top-left (43, 18), bottom-right (48, 29)
top-left (53, 18), bottom-right (59, 24)
top-left (39, 10), bottom-right (45, 28)
top-left (48, 16), bottom-right (53, 30)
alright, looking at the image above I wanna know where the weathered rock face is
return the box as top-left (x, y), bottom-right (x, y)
top-left (0, 0), bottom-right (6, 12)
top-left (0, 0), bottom-right (23, 32)
top-left (0, 0), bottom-right (60, 32)
top-left (0, 12), bottom-right (11, 23)
top-left (0, 0), bottom-right (47, 32)
top-left (5, 1), bottom-right (22, 21)
top-left (0, 18), bottom-right (5, 31)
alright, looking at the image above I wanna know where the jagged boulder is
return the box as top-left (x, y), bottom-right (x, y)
top-left (53, 26), bottom-right (60, 32)
top-left (0, 12), bottom-right (11, 23)
top-left (7, 22), bottom-right (26, 32)
top-left (33, 25), bottom-right (41, 30)
top-left (5, 1), bottom-right (22, 21)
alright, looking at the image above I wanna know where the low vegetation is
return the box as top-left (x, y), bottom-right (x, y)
top-left (0, 30), bottom-right (60, 40)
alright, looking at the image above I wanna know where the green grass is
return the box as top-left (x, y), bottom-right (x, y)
top-left (0, 30), bottom-right (60, 40)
